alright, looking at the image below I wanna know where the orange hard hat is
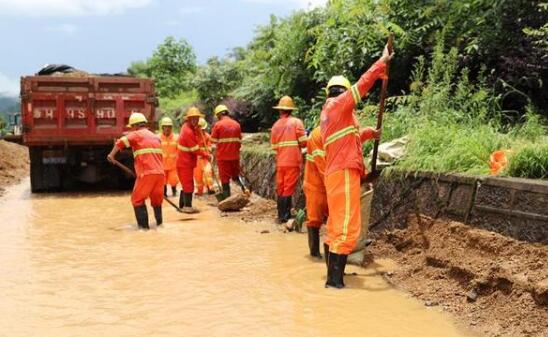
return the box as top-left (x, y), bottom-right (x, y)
top-left (273, 96), bottom-right (297, 111)
top-left (185, 106), bottom-right (204, 119)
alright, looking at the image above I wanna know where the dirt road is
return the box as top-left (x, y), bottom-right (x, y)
top-left (0, 179), bottom-right (475, 337)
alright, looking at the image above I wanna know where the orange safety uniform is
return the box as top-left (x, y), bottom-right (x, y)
top-left (160, 132), bottom-right (179, 188)
top-left (270, 114), bottom-right (307, 197)
top-left (320, 60), bottom-right (387, 255)
top-left (116, 128), bottom-right (165, 207)
top-left (303, 127), bottom-right (328, 229)
top-left (194, 131), bottom-right (214, 194)
top-left (177, 122), bottom-right (208, 193)
top-left (211, 115), bottom-right (242, 184)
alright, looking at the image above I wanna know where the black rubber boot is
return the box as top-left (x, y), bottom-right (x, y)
top-left (308, 227), bottom-right (322, 258)
top-left (186, 192), bottom-right (194, 208)
top-left (171, 186), bottom-right (177, 197)
top-left (282, 196), bottom-right (292, 222)
top-left (276, 196), bottom-right (285, 223)
top-left (153, 206), bottom-right (162, 226)
top-left (325, 253), bottom-right (347, 289)
top-left (163, 185), bottom-right (168, 197)
top-left (179, 193), bottom-right (186, 208)
top-left (324, 243), bottom-right (330, 268)
top-left (133, 205), bottom-right (149, 230)
top-left (222, 183), bottom-right (231, 199)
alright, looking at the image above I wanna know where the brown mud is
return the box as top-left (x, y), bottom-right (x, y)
top-left (369, 214), bottom-right (548, 337)
top-left (0, 140), bottom-right (29, 196)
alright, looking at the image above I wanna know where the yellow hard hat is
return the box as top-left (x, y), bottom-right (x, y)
top-left (273, 96), bottom-right (297, 110)
top-left (327, 75), bottom-right (351, 90)
top-left (127, 112), bottom-right (147, 127)
top-left (185, 106), bottom-right (204, 119)
top-left (159, 116), bottom-right (173, 128)
top-left (214, 104), bottom-right (229, 116)
top-left (198, 117), bottom-right (208, 130)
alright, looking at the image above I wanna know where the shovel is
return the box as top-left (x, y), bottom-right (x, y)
top-left (210, 156), bottom-right (228, 202)
top-left (363, 33), bottom-right (394, 184)
top-left (110, 158), bottom-right (183, 213)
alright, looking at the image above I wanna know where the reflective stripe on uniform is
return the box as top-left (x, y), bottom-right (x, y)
top-left (177, 144), bottom-right (200, 152)
top-left (298, 135), bottom-right (308, 142)
top-left (333, 169), bottom-right (351, 251)
top-left (217, 137), bottom-right (241, 143)
top-left (305, 154), bottom-right (314, 162)
top-left (133, 148), bottom-right (163, 158)
top-left (121, 136), bottom-right (130, 148)
top-left (271, 140), bottom-right (299, 149)
top-left (311, 149), bottom-right (325, 158)
top-left (210, 137), bottom-right (219, 143)
top-left (350, 84), bottom-right (361, 105)
top-left (324, 125), bottom-right (359, 147)
top-left (161, 141), bottom-right (177, 146)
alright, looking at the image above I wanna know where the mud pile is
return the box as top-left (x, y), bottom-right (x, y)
top-left (371, 214), bottom-right (547, 337)
top-left (0, 140), bottom-right (29, 195)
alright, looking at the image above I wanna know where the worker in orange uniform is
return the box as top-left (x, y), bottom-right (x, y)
top-left (210, 104), bottom-right (244, 199)
top-left (321, 44), bottom-right (394, 288)
top-left (107, 112), bottom-right (164, 230)
top-left (303, 126), bottom-right (327, 259)
top-left (159, 116), bottom-right (179, 197)
top-left (177, 107), bottom-right (209, 214)
top-left (194, 118), bottom-right (215, 196)
top-left (270, 96), bottom-right (307, 224)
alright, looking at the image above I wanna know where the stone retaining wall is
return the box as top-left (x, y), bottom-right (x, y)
top-left (241, 149), bottom-right (548, 244)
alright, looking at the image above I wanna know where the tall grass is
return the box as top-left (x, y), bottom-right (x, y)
top-left (358, 37), bottom-right (547, 178)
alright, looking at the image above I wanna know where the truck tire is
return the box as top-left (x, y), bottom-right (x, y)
top-left (29, 148), bottom-right (44, 193)
top-left (29, 147), bottom-right (63, 192)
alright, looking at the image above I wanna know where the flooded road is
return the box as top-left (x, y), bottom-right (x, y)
top-left (0, 180), bottom-right (475, 337)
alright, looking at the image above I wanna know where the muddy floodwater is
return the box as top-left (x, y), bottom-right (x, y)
top-left (0, 180), bottom-right (476, 337)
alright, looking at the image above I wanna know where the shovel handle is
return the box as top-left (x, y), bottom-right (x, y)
top-left (111, 159), bottom-right (136, 178)
top-left (370, 33), bottom-right (394, 176)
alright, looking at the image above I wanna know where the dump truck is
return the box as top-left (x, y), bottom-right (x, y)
top-left (21, 75), bottom-right (157, 192)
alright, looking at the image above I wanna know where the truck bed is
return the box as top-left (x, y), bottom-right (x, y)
top-left (21, 75), bottom-right (157, 146)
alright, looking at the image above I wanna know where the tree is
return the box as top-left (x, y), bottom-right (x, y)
top-left (128, 36), bottom-right (197, 98)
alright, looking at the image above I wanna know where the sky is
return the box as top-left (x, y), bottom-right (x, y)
top-left (0, 0), bottom-right (327, 97)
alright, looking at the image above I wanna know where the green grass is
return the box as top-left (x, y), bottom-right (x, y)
top-left (503, 142), bottom-right (548, 179)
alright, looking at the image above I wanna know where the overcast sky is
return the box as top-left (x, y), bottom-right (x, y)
top-left (0, 0), bottom-right (326, 96)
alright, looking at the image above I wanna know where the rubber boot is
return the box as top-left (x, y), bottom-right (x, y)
top-left (179, 193), bottom-right (185, 209)
top-left (282, 196), bottom-right (292, 223)
top-left (324, 243), bottom-right (330, 268)
top-left (308, 227), bottom-right (322, 259)
top-left (171, 186), bottom-right (177, 197)
top-left (133, 205), bottom-right (149, 230)
top-left (222, 183), bottom-right (231, 199)
top-left (182, 192), bottom-right (199, 214)
top-left (153, 206), bottom-right (162, 226)
top-left (276, 196), bottom-right (285, 224)
top-left (325, 253), bottom-right (348, 289)
top-left (163, 185), bottom-right (168, 197)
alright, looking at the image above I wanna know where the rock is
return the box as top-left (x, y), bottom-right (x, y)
top-left (425, 300), bottom-right (439, 307)
top-left (218, 193), bottom-right (250, 211)
top-left (466, 290), bottom-right (478, 302)
top-left (260, 230), bottom-right (270, 234)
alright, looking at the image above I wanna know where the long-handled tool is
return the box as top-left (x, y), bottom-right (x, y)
top-left (198, 132), bottom-right (226, 202)
top-left (110, 158), bottom-right (183, 213)
top-left (364, 33), bottom-right (394, 184)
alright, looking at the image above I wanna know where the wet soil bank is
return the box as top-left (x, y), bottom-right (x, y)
top-left (0, 140), bottom-right (29, 196)
top-left (369, 214), bottom-right (547, 337)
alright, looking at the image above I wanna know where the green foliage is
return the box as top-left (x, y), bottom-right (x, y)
top-left (191, 0), bottom-right (546, 127)
top-left (194, 57), bottom-right (243, 111)
top-left (127, 36), bottom-right (197, 98)
top-left (368, 39), bottom-right (546, 177)
top-left (504, 143), bottom-right (548, 179)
